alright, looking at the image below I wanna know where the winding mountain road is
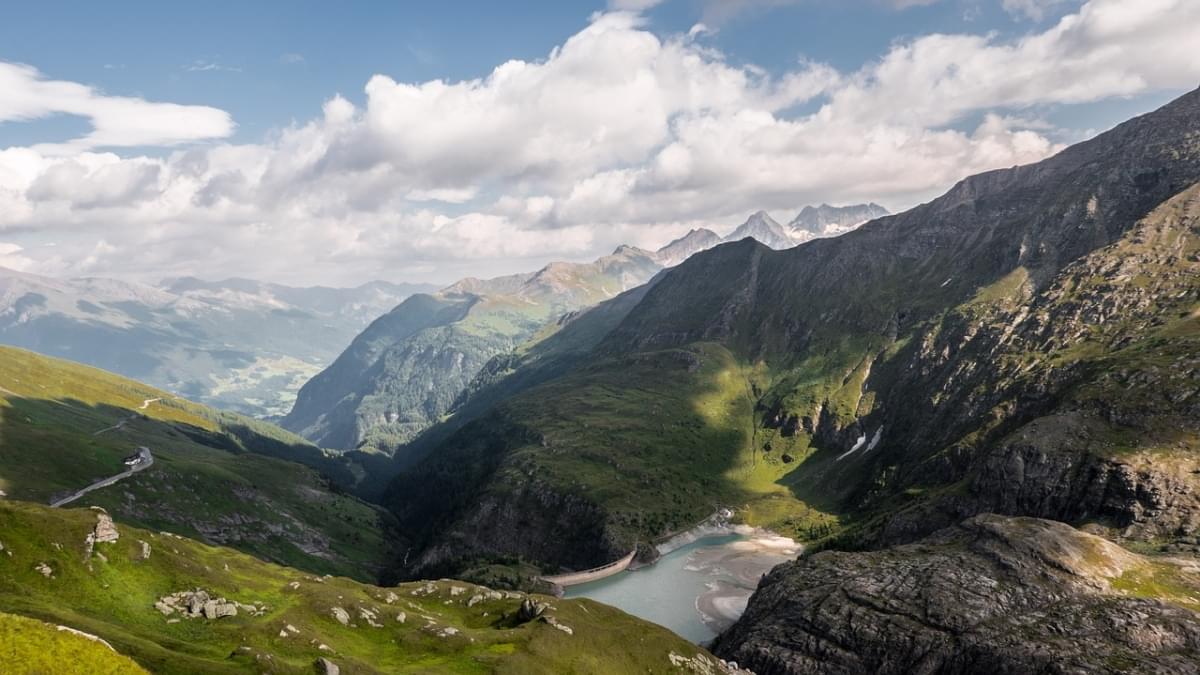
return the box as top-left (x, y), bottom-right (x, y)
top-left (51, 398), bottom-right (162, 507)
top-left (92, 398), bottom-right (161, 436)
top-left (50, 447), bottom-right (153, 508)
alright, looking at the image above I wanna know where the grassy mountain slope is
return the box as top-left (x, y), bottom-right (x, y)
top-left (0, 501), bottom-right (729, 674)
top-left (0, 611), bottom-right (149, 674)
top-left (382, 88), bottom-right (1200, 587)
top-left (283, 246), bottom-right (663, 455)
top-left (0, 346), bottom-right (393, 582)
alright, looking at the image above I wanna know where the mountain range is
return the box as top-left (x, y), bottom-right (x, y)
top-left (282, 204), bottom-right (888, 456)
top-left (370, 88), bottom-right (1200, 671)
top-left (0, 271), bottom-right (434, 418)
top-left (4, 89), bottom-right (1200, 674)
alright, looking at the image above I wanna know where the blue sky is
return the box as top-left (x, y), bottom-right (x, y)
top-left (0, 0), bottom-right (1131, 147)
top-left (0, 0), bottom-right (1196, 285)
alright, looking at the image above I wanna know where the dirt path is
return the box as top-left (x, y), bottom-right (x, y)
top-left (92, 398), bottom-right (161, 436)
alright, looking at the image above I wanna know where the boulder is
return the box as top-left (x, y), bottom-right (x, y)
top-left (542, 616), bottom-right (573, 635)
top-left (187, 591), bottom-right (210, 616)
top-left (517, 598), bottom-right (547, 622)
top-left (156, 590), bottom-right (241, 620)
top-left (314, 657), bottom-right (339, 675)
top-left (90, 508), bottom-right (119, 543)
top-left (330, 607), bottom-right (350, 626)
top-left (202, 600), bottom-right (237, 620)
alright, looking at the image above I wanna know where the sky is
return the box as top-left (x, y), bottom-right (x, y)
top-left (0, 0), bottom-right (1197, 287)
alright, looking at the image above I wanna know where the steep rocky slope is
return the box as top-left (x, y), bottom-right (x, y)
top-left (381, 85), bottom-right (1200, 632)
top-left (714, 515), bottom-right (1200, 674)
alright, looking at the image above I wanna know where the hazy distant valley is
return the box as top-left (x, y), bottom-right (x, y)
top-left (0, 272), bottom-right (435, 418)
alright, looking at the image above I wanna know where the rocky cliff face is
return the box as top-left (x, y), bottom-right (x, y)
top-left (858, 180), bottom-right (1200, 550)
top-left (714, 515), bottom-right (1200, 674)
top-left (704, 90), bottom-right (1200, 674)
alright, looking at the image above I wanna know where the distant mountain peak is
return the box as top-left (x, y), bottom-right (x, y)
top-left (724, 211), bottom-right (794, 250)
top-left (788, 202), bottom-right (890, 238)
top-left (653, 228), bottom-right (722, 267)
top-left (610, 244), bottom-right (651, 257)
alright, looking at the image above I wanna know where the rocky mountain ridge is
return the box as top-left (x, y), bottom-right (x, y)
top-left (378, 87), bottom-right (1200, 672)
top-left (788, 202), bottom-right (889, 238)
top-left (654, 228), bottom-right (723, 266)
top-left (723, 211), bottom-right (795, 250)
top-left (284, 203), bottom-right (889, 460)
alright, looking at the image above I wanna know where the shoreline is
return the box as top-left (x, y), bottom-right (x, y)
top-left (651, 515), bottom-right (803, 636)
top-left (689, 529), bottom-right (801, 635)
top-left (563, 518), bottom-right (803, 643)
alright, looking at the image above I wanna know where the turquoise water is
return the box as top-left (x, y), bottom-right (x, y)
top-left (564, 532), bottom-right (795, 644)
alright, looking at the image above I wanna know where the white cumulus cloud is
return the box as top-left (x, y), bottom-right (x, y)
top-left (0, 62), bottom-right (234, 154)
top-left (0, 0), bottom-right (1196, 286)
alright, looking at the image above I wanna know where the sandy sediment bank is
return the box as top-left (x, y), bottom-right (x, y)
top-left (688, 527), bottom-right (801, 634)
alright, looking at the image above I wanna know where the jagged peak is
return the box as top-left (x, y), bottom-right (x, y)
top-left (610, 244), bottom-right (653, 258)
top-left (656, 228), bottom-right (720, 251)
top-left (745, 209), bottom-right (779, 224)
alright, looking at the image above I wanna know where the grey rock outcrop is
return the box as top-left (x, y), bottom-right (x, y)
top-left (517, 598), bottom-right (547, 623)
top-left (714, 515), bottom-right (1200, 674)
top-left (155, 590), bottom-right (244, 620)
top-left (314, 657), bottom-right (340, 675)
top-left (90, 509), bottom-right (120, 543)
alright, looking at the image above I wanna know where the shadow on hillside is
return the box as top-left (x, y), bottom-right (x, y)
top-left (380, 344), bottom-right (859, 583)
top-left (0, 392), bottom-right (400, 583)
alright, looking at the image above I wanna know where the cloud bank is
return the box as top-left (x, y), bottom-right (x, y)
top-left (0, 0), bottom-right (1197, 286)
